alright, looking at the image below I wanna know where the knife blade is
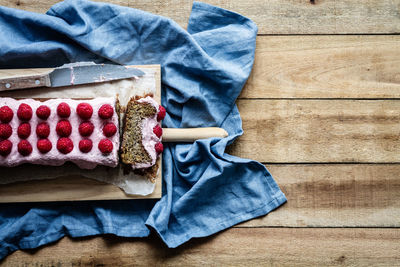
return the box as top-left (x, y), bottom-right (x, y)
top-left (0, 62), bottom-right (145, 91)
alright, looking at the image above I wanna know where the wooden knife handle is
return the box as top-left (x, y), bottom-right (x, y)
top-left (162, 127), bottom-right (228, 142)
top-left (0, 74), bottom-right (51, 91)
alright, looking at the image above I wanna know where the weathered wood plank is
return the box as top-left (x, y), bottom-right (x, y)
top-left (241, 35), bottom-right (400, 99)
top-left (1, 0), bottom-right (399, 34)
top-left (239, 164), bottom-right (400, 227)
top-left (227, 99), bottom-right (400, 163)
top-left (3, 228), bottom-right (400, 266)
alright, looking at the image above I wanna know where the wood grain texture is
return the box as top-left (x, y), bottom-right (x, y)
top-left (227, 99), bottom-right (400, 163)
top-left (0, 74), bottom-right (51, 91)
top-left (241, 35), bottom-right (400, 99)
top-left (239, 164), bottom-right (400, 227)
top-left (0, 175), bottom-right (161, 202)
top-left (2, 228), bottom-right (400, 266)
top-left (1, 0), bottom-right (399, 34)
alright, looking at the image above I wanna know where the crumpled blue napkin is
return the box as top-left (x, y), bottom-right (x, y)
top-left (0, 0), bottom-right (286, 259)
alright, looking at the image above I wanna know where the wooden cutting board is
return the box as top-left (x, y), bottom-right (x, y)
top-left (0, 65), bottom-right (162, 202)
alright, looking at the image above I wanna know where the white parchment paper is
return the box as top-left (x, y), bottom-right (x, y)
top-left (0, 68), bottom-right (158, 195)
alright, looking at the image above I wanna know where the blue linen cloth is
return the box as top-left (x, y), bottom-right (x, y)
top-left (0, 0), bottom-right (286, 259)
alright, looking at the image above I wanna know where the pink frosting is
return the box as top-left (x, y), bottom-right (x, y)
top-left (131, 96), bottom-right (162, 169)
top-left (0, 97), bottom-right (119, 169)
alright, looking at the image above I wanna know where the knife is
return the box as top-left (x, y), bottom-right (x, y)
top-left (0, 62), bottom-right (145, 91)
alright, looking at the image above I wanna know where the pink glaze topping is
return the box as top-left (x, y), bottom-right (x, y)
top-left (0, 97), bottom-right (119, 169)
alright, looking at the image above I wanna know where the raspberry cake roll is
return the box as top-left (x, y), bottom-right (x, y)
top-left (0, 97), bottom-right (120, 169)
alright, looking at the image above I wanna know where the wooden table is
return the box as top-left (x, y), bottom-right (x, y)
top-left (1, 0), bottom-right (400, 265)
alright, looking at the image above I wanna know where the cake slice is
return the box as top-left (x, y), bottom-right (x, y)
top-left (120, 95), bottom-right (164, 171)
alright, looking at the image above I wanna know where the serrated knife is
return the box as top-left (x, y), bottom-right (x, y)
top-left (0, 62), bottom-right (145, 91)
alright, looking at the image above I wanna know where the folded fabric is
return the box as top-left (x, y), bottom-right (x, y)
top-left (0, 0), bottom-right (286, 259)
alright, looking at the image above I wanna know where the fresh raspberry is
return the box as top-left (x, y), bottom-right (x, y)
top-left (36, 105), bottom-right (51, 120)
top-left (56, 120), bottom-right (72, 137)
top-left (17, 103), bottom-right (33, 121)
top-left (78, 121), bottom-right (94, 137)
top-left (57, 102), bottom-right (71, 118)
top-left (0, 123), bottom-right (12, 139)
top-left (36, 122), bottom-right (50, 138)
top-left (76, 103), bottom-right (93, 120)
top-left (153, 125), bottom-right (163, 138)
top-left (17, 123), bottom-right (31, 139)
top-left (18, 140), bottom-right (32, 156)
top-left (79, 139), bottom-right (93, 153)
top-left (98, 104), bottom-right (114, 119)
top-left (37, 139), bottom-right (52, 153)
top-left (155, 142), bottom-right (163, 154)
top-left (0, 140), bottom-right (12, 157)
top-left (57, 137), bottom-right (73, 154)
top-left (157, 105), bottom-right (166, 121)
top-left (102, 122), bottom-right (117, 137)
top-left (98, 138), bottom-right (113, 154)
top-left (0, 106), bottom-right (13, 123)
